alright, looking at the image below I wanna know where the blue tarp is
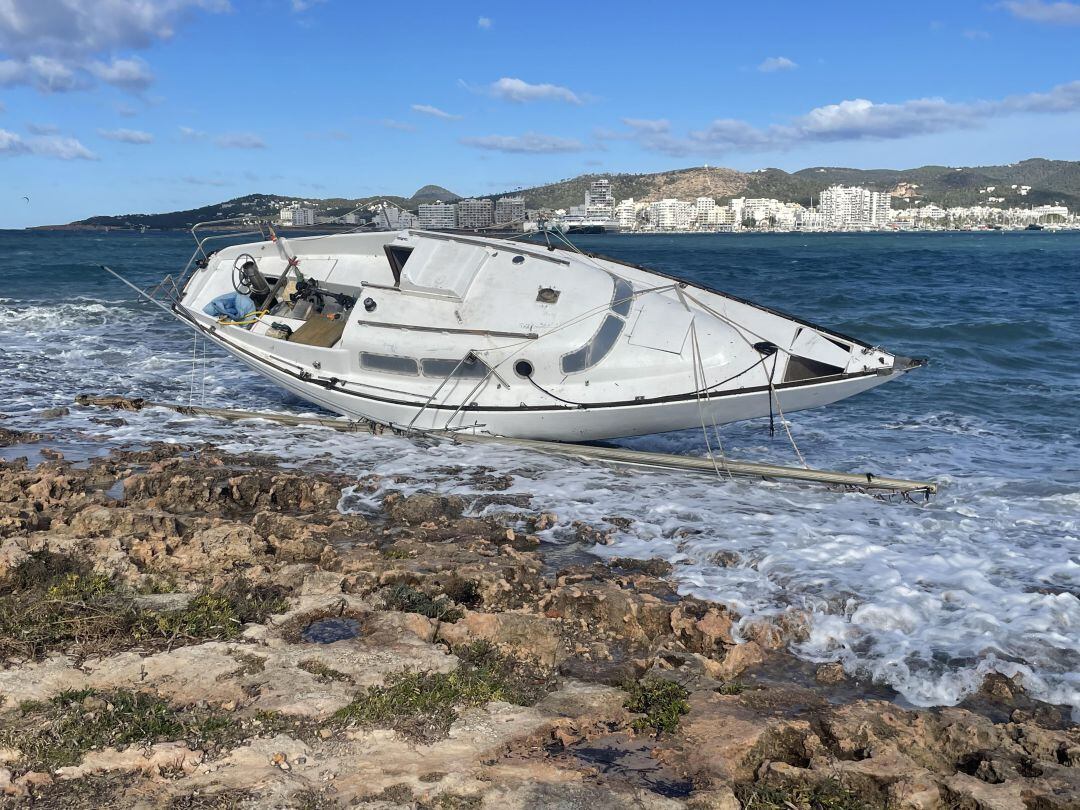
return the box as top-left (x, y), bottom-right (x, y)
top-left (203, 292), bottom-right (256, 320)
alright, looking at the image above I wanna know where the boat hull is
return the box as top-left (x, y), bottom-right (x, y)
top-left (189, 314), bottom-right (901, 440)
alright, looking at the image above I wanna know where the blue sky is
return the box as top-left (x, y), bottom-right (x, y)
top-left (2, 0), bottom-right (1079, 227)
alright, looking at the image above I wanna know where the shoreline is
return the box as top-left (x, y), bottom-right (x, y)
top-left (0, 430), bottom-right (1076, 808)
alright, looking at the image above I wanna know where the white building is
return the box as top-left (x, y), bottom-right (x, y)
top-left (375, 207), bottom-right (418, 230)
top-left (456, 198), bottom-right (494, 230)
top-left (417, 202), bottom-right (457, 230)
top-left (1029, 204), bottom-right (1069, 221)
top-left (494, 196), bottom-right (526, 225)
top-left (728, 198), bottom-right (746, 226)
top-left (614, 198), bottom-right (638, 230)
top-left (585, 179), bottom-right (615, 221)
top-left (279, 203), bottom-right (315, 226)
top-left (795, 210), bottom-right (827, 230)
top-left (819, 185), bottom-right (891, 228)
top-left (693, 197), bottom-right (719, 229)
top-left (648, 198), bottom-right (694, 230)
top-left (715, 206), bottom-right (737, 226)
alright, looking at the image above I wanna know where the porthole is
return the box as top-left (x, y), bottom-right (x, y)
top-left (512, 255), bottom-right (525, 265)
top-left (514, 359), bottom-right (534, 378)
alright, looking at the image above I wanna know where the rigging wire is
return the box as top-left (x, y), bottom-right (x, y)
top-left (688, 318), bottom-right (724, 479)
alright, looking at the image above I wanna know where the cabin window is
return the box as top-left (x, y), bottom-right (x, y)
top-left (559, 275), bottom-right (635, 375)
top-left (421, 357), bottom-right (489, 379)
top-left (384, 245), bottom-right (414, 286)
top-left (561, 314), bottom-right (625, 374)
top-left (360, 352), bottom-right (419, 375)
top-left (611, 278), bottom-right (634, 316)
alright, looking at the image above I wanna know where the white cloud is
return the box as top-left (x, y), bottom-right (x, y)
top-left (487, 77), bottom-right (583, 104)
top-left (0, 128), bottom-right (28, 154)
top-left (290, 0), bottom-right (325, 10)
top-left (99, 127), bottom-right (153, 144)
top-left (0, 127), bottom-right (97, 159)
top-left (0, 56), bottom-right (83, 92)
top-left (460, 132), bottom-right (584, 153)
top-left (0, 0), bottom-right (229, 94)
top-left (215, 132), bottom-right (266, 149)
top-left (621, 118), bottom-right (670, 133)
top-left (379, 119), bottom-right (416, 131)
top-left (183, 126), bottom-right (268, 149)
top-left (26, 122), bottom-right (59, 134)
top-left (478, 16), bottom-right (492, 29)
top-left (182, 175), bottom-right (229, 186)
top-left (88, 57), bottom-right (154, 92)
top-left (411, 103), bottom-right (462, 120)
top-left (615, 80), bottom-right (1080, 157)
top-left (757, 56), bottom-right (798, 73)
top-left (33, 134), bottom-right (98, 159)
top-left (179, 125), bottom-right (206, 141)
top-left (306, 128), bottom-right (351, 140)
top-left (1001, 1), bottom-right (1080, 24)
top-left (0, 0), bottom-right (231, 57)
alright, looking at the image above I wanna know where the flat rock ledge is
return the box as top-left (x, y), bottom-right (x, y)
top-left (0, 443), bottom-right (1074, 809)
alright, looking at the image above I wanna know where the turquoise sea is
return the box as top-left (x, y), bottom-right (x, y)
top-left (1, 229), bottom-right (1077, 714)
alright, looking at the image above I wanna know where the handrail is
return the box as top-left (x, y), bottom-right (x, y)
top-left (170, 218), bottom-right (274, 297)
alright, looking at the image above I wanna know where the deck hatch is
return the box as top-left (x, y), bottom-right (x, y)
top-left (384, 245), bottom-right (413, 286)
top-left (784, 355), bottom-right (845, 383)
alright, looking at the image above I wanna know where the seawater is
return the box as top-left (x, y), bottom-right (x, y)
top-left (2, 229), bottom-right (1077, 713)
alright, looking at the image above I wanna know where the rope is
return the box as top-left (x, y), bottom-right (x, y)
top-left (188, 332), bottom-right (198, 407)
top-left (215, 309), bottom-right (269, 327)
top-left (199, 336), bottom-right (207, 405)
top-left (767, 353), bottom-right (777, 436)
top-left (770, 372), bottom-right (810, 469)
top-left (688, 318), bottom-right (724, 480)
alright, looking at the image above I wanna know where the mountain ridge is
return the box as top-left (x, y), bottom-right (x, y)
top-left (43, 158), bottom-right (1080, 230)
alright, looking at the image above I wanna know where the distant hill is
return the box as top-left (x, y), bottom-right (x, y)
top-left (50, 185), bottom-right (463, 231)
top-left (492, 167), bottom-right (747, 211)
top-left (410, 184), bottom-right (460, 204)
top-left (45, 158), bottom-right (1080, 229)
top-left (504, 158), bottom-right (1080, 211)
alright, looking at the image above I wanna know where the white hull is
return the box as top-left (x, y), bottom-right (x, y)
top-left (176, 229), bottom-right (921, 441)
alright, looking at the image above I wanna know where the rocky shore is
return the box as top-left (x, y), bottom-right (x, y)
top-left (0, 431), bottom-right (1076, 809)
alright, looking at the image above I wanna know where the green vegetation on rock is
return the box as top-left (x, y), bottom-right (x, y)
top-left (2, 689), bottom-right (240, 770)
top-left (0, 551), bottom-right (286, 661)
top-left (735, 779), bottom-right (873, 810)
top-left (383, 583), bottom-right (463, 622)
top-left (334, 641), bottom-right (551, 742)
top-left (624, 676), bottom-right (691, 734)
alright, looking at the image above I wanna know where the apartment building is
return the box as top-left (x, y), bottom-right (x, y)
top-left (417, 202), bottom-right (457, 230)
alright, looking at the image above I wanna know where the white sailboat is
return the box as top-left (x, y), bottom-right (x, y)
top-left (158, 224), bottom-right (922, 441)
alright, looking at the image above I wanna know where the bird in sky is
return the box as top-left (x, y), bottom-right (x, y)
top-left (22, 196), bottom-right (30, 205)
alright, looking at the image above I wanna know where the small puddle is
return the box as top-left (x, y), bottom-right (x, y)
top-left (563, 733), bottom-right (693, 799)
top-left (301, 617), bottom-right (360, 644)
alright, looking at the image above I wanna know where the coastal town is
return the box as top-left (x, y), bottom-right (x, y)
top-left (277, 177), bottom-right (1076, 234)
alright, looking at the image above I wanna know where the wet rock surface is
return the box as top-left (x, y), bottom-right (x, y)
top-left (0, 443), bottom-right (1074, 809)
